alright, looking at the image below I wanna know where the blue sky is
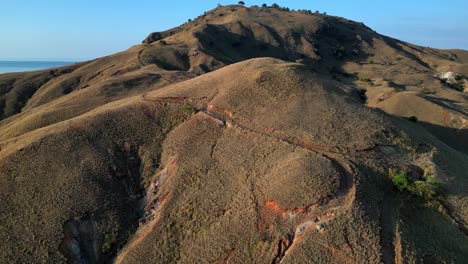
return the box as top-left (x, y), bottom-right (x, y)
top-left (1, 0), bottom-right (467, 61)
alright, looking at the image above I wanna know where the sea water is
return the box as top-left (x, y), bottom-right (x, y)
top-left (0, 61), bottom-right (75, 74)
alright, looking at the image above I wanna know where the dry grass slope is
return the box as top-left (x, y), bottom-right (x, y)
top-left (0, 4), bottom-right (467, 264)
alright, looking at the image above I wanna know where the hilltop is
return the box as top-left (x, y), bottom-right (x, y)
top-left (0, 4), bottom-right (467, 263)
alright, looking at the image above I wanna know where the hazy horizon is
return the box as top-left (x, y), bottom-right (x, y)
top-left (0, 61), bottom-right (75, 74)
top-left (1, 0), bottom-right (467, 61)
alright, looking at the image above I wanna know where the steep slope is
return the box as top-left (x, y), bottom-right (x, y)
top-left (1, 59), bottom-right (467, 263)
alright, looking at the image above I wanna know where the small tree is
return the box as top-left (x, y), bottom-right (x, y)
top-left (238, 1), bottom-right (245, 5)
top-left (272, 3), bottom-right (280, 9)
top-left (262, 3), bottom-right (267, 8)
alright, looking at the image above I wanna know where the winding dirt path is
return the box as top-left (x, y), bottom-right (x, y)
top-left (125, 95), bottom-right (358, 263)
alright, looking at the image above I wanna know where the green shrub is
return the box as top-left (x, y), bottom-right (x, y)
top-left (408, 116), bottom-right (418, 122)
top-left (262, 3), bottom-right (267, 8)
top-left (180, 105), bottom-right (196, 115)
top-left (238, 1), bottom-right (245, 5)
top-left (359, 77), bottom-right (372, 83)
top-left (454, 74), bottom-right (463, 81)
top-left (421, 88), bottom-right (435, 94)
top-left (333, 46), bottom-right (346, 60)
top-left (449, 83), bottom-right (464, 92)
top-left (390, 169), bottom-right (442, 200)
top-left (159, 40), bottom-right (167, 45)
top-left (413, 176), bottom-right (442, 199)
top-left (391, 170), bottom-right (411, 192)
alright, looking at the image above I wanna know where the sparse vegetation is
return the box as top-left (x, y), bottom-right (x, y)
top-left (421, 88), bottom-right (435, 94)
top-left (238, 1), bottom-right (245, 5)
top-left (180, 105), bottom-right (196, 114)
top-left (408, 116), bottom-right (418, 122)
top-left (1, 5), bottom-right (468, 263)
top-left (359, 77), bottom-right (372, 83)
top-left (449, 83), bottom-right (464, 92)
top-left (102, 226), bottom-right (118, 255)
top-left (441, 78), bottom-right (465, 91)
top-left (333, 45), bottom-right (347, 60)
top-left (454, 74), bottom-right (463, 81)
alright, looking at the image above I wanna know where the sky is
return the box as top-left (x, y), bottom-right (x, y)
top-left (1, 0), bottom-right (467, 61)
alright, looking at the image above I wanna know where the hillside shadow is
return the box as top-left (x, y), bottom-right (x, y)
top-left (391, 114), bottom-right (467, 156)
top-left (422, 96), bottom-right (468, 116)
top-left (380, 36), bottom-right (432, 70)
top-left (416, 121), bottom-right (468, 155)
top-left (194, 24), bottom-right (292, 65)
top-left (193, 17), bottom-right (377, 73)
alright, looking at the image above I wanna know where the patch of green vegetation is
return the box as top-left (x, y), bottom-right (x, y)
top-left (333, 46), bottom-right (346, 60)
top-left (159, 40), bottom-right (168, 45)
top-left (407, 116), bottom-right (418, 122)
top-left (390, 169), bottom-right (442, 200)
top-left (454, 74), bottom-right (463, 81)
top-left (359, 77), bottom-right (372, 83)
top-left (421, 88), bottom-right (433, 94)
top-left (102, 226), bottom-right (118, 255)
top-left (449, 83), bottom-right (464, 92)
top-left (180, 105), bottom-right (196, 115)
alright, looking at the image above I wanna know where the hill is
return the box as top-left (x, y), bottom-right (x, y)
top-left (0, 4), bottom-right (467, 263)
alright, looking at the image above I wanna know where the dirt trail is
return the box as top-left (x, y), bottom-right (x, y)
top-left (137, 95), bottom-right (357, 263)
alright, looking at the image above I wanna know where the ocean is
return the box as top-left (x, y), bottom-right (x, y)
top-left (0, 61), bottom-right (75, 74)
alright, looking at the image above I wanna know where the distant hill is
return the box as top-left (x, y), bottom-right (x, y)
top-left (0, 4), bottom-right (467, 263)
